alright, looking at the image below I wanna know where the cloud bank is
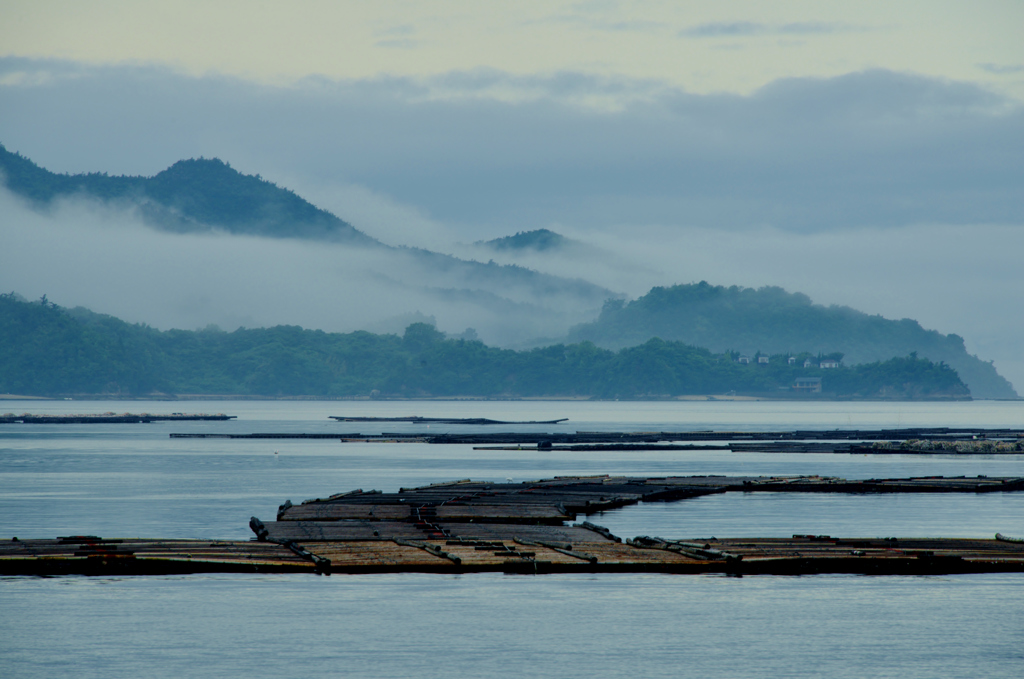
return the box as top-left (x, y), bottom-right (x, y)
top-left (2, 59), bottom-right (1021, 237)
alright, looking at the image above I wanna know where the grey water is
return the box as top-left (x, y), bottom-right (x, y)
top-left (2, 399), bottom-right (1023, 678)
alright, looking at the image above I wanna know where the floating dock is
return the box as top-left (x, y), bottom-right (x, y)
top-left (329, 416), bottom-right (569, 425)
top-left (2, 413), bottom-right (236, 424)
top-left (169, 426), bottom-right (1024, 454)
top-left (4, 475), bottom-right (1024, 577)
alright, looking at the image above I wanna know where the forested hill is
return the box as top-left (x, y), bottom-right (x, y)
top-left (0, 143), bottom-right (375, 243)
top-left (0, 294), bottom-right (969, 400)
top-left (566, 282), bottom-right (1017, 399)
top-left (477, 229), bottom-right (573, 252)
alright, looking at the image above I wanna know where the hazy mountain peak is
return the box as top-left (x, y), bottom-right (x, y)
top-left (477, 229), bottom-right (575, 252)
top-left (0, 143), bottom-right (376, 243)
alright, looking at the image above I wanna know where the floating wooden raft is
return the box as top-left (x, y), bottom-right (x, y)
top-left (3, 413), bottom-right (236, 424)
top-left (297, 535), bottom-right (1024, 575)
top-left (5, 474), bottom-right (1024, 577)
top-left (276, 474), bottom-right (1024, 527)
top-left (169, 427), bottom-right (1024, 454)
top-left (0, 537), bottom-right (315, 576)
top-left (425, 428), bottom-right (1024, 445)
top-left (6, 533), bottom-right (1022, 576)
top-left (329, 416), bottom-right (569, 425)
top-left (239, 474), bottom-right (1024, 574)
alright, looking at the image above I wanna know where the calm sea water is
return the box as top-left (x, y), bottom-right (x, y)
top-left (2, 399), bottom-right (1023, 678)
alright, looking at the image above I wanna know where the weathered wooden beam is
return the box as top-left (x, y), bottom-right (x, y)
top-left (392, 538), bottom-right (462, 565)
top-left (514, 537), bottom-right (598, 563)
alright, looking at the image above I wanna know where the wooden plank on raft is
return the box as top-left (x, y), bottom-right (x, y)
top-left (437, 524), bottom-right (617, 544)
top-left (262, 520), bottom-right (428, 542)
top-left (0, 538), bottom-right (315, 576)
top-left (433, 504), bottom-right (572, 523)
top-left (278, 504), bottom-right (412, 521)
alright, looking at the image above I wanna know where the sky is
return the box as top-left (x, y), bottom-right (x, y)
top-left (3, 1), bottom-right (1023, 98)
top-left (1, 1), bottom-right (1023, 390)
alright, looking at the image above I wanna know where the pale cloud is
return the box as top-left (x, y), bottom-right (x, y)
top-left (375, 24), bottom-right (417, 37)
top-left (373, 19), bottom-right (423, 48)
top-left (528, 12), bottom-right (667, 34)
top-left (288, 180), bottom-right (461, 251)
top-left (375, 39), bottom-right (421, 50)
top-left (979, 63), bottom-right (1024, 75)
top-left (1, 1), bottom-right (1022, 100)
top-left (678, 21), bottom-right (862, 38)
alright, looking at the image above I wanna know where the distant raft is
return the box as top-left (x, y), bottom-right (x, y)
top-left (1, 413), bottom-right (236, 424)
top-left (328, 416), bottom-right (569, 425)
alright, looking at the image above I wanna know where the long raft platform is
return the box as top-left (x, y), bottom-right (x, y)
top-left (170, 426), bottom-right (1024, 454)
top-left (4, 475), bottom-right (1024, 577)
top-left (3, 413), bottom-right (236, 424)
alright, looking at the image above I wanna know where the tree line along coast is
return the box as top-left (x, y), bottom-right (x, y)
top-left (0, 293), bottom-right (970, 400)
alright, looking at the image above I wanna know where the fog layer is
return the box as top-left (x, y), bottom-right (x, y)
top-left (0, 191), bottom-right (601, 346)
top-left (2, 187), bottom-right (1021, 392)
top-left (459, 221), bottom-right (1024, 392)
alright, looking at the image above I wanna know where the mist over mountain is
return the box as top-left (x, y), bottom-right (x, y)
top-left (0, 144), bottom-right (374, 243)
top-left (0, 143), bottom-right (612, 307)
top-left (0, 144), bottom-right (611, 344)
top-left (1, 143), bottom-right (1017, 397)
top-left (566, 283), bottom-right (1017, 399)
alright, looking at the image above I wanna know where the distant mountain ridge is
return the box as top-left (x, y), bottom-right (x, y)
top-left (0, 144), bottom-right (374, 243)
top-left (566, 282), bottom-right (1017, 399)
